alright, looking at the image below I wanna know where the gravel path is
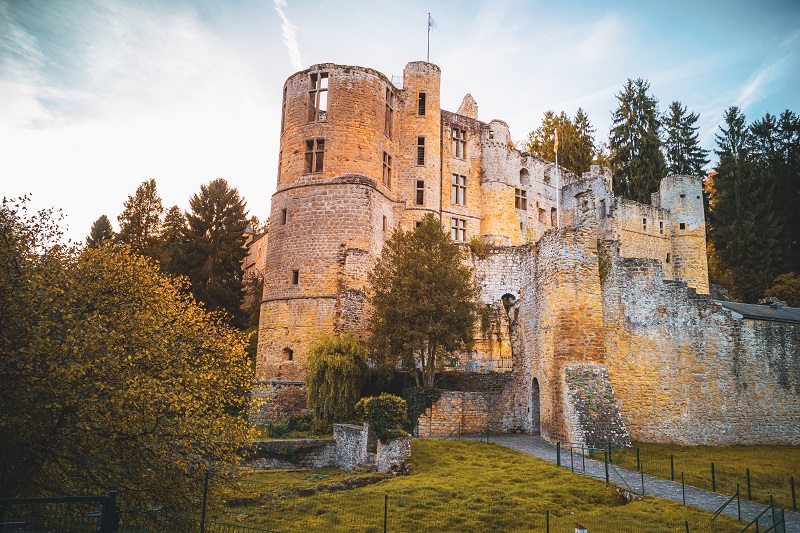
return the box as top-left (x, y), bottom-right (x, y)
top-left (476, 434), bottom-right (798, 533)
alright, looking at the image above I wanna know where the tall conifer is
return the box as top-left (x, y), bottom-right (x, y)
top-left (608, 78), bottom-right (666, 203)
top-left (663, 101), bottom-right (709, 176)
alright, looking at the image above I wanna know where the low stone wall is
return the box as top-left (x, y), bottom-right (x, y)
top-left (333, 423), bottom-right (374, 471)
top-left (418, 391), bottom-right (503, 437)
top-left (376, 435), bottom-right (411, 474)
top-left (250, 381), bottom-right (307, 424)
top-left (246, 439), bottom-right (336, 469)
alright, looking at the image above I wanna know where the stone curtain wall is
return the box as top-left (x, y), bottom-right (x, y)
top-left (418, 391), bottom-right (499, 437)
top-left (602, 242), bottom-right (800, 444)
top-left (250, 382), bottom-right (307, 424)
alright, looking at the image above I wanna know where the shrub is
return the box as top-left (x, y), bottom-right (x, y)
top-left (355, 393), bottom-right (407, 442)
top-left (403, 387), bottom-right (442, 430)
top-left (306, 332), bottom-right (367, 425)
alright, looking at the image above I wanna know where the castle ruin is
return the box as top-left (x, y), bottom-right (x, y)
top-left (254, 61), bottom-right (800, 446)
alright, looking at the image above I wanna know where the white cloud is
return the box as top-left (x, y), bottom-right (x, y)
top-left (273, 0), bottom-right (303, 71)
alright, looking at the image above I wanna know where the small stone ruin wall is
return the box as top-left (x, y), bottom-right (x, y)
top-left (249, 381), bottom-right (307, 424)
top-left (246, 439), bottom-right (336, 469)
top-left (563, 364), bottom-right (630, 448)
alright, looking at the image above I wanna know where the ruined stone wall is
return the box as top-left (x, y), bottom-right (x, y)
top-left (601, 242), bottom-right (800, 444)
top-left (611, 198), bottom-right (672, 277)
top-left (250, 382), bottom-right (307, 424)
top-left (417, 391), bottom-right (501, 437)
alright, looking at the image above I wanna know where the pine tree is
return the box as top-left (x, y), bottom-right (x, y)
top-left (609, 78), bottom-right (666, 203)
top-left (525, 109), bottom-right (599, 176)
top-left (709, 107), bottom-right (783, 301)
top-left (160, 205), bottom-right (188, 277)
top-left (184, 179), bottom-right (248, 324)
top-left (117, 179), bottom-right (164, 258)
top-left (86, 214), bottom-right (114, 248)
top-left (663, 101), bottom-right (709, 176)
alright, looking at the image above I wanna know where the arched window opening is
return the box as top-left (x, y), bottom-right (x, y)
top-left (283, 347), bottom-right (294, 361)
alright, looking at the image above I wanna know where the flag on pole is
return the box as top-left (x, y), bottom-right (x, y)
top-left (554, 129), bottom-right (559, 154)
top-left (428, 13), bottom-right (437, 29)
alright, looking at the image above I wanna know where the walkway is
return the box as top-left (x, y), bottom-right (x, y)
top-left (481, 435), bottom-right (799, 533)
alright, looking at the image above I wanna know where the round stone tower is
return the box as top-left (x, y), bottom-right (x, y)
top-left (257, 63), bottom-right (401, 384)
top-left (659, 175), bottom-right (709, 294)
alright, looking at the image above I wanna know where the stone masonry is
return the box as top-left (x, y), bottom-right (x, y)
top-left (254, 60), bottom-right (799, 446)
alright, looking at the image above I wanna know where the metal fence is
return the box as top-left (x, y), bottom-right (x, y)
top-left (0, 494), bottom-right (119, 533)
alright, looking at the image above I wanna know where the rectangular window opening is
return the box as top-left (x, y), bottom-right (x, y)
top-left (451, 218), bottom-right (466, 242)
top-left (281, 208), bottom-right (287, 225)
top-left (666, 253), bottom-right (671, 264)
top-left (382, 152), bottom-right (392, 188)
top-left (452, 174), bottom-right (467, 205)
top-left (415, 180), bottom-right (425, 206)
top-left (642, 218), bottom-right (647, 231)
top-left (550, 207), bottom-right (557, 226)
top-left (659, 221), bottom-right (664, 234)
top-left (382, 216), bottom-right (387, 232)
top-left (452, 128), bottom-right (467, 159)
top-left (680, 222), bottom-right (686, 230)
top-left (538, 208), bottom-right (547, 224)
top-left (308, 72), bottom-right (328, 122)
top-left (515, 189), bottom-right (528, 210)
top-left (384, 88), bottom-right (394, 137)
top-left (418, 92), bottom-right (426, 116)
top-left (305, 138), bottom-right (325, 173)
top-left (292, 270), bottom-right (299, 284)
top-left (598, 199), bottom-right (606, 219)
top-left (416, 137), bottom-right (425, 166)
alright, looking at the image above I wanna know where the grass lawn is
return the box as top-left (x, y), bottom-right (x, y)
top-left (608, 442), bottom-right (800, 510)
top-left (218, 439), bottom-right (743, 533)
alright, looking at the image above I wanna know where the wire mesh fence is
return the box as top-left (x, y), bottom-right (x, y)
top-left (608, 445), bottom-right (798, 511)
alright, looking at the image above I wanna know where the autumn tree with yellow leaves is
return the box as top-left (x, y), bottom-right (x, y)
top-left (0, 197), bottom-right (252, 512)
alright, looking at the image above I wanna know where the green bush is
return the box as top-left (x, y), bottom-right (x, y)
top-left (355, 393), bottom-right (407, 442)
top-left (306, 332), bottom-right (367, 425)
top-left (403, 386), bottom-right (442, 430)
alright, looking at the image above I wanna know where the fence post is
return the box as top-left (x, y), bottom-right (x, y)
top-left (570, 446), bottom-right (574, 474)
top-left (100, 490), bottom-right (118, 533)
top-left (711, 462), bottom-right (716, 492)
top-left (670, 454), bottom-right (675, 481)
top-left (682, 472), bottom-right (685, 505)
top-left (747, 468), bottom-right (752, 500)
top-left (737, 483), bottom-right (741, 521)
top-left (383, 494), bottom-right (388, 533)
top-left (546, 509), bottom-right (550, 533)
top-left (607, 443), bottom-right (612, 464)
top-left (791, 476), bottom-right (797, 512)
top-left (641, 469), bottom-right (645, 496)
top-left (684, 520), bottom-right (689, 533)
top-left (201, 470), bottom-right (209, 533)
top-left (604, 451), bottom-right (609, 485)
top-left (636, 447), bottom-right (640, 472)
top-left (556, 442), bottom-right (561, 467)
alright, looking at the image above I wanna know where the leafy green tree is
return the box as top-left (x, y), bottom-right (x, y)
top-left (708, 107), bottom-right (783, 302)
top-left (86, 214), bottom-right (114, 248)
top-left (367, 213), bottom-right (477, 387)
top-left (765, 272), bottom-right (800, 307)
top-left (160, 205), bottom-right (188, 276)
top-left (0, 197), bottom-right (251, 511)
top-left (525, 108), bottom-right (599, 176)
top-left (306, 332), bottom-right (368, 425)
top-left (184, 179), bottom-right (248, 324)
top-left (609, 78), bottom-right (666, 203)
top-left (663, 101), bottom-right (709, 176)
top-left (116, 179), bottom-right (164, 258)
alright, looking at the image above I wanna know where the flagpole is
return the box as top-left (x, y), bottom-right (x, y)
top-left (427, 13), bottom-right (431, 62)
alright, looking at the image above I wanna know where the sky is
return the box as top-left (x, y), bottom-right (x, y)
top-left (1, 0), bottom-right (799, 244)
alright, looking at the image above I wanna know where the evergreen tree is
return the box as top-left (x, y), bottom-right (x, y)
top-left (86, 214), bottom-right (114, 248)
top-left (663, 101), bottom-right (709, 176)
top-left (160, 205), bottom-right (188, 277)
top-left (367, 213), bottom-right (477, 387)
top-left (525, 108), bottom-right (599, 176)
top-left (608, 78), bottom-right (666, 203)
top-left (117, 179), bottom-right (164, 258)
top-left (184, 179), bottom-right (248, 324)
top-left (709, 107), bottom-right (783, 302)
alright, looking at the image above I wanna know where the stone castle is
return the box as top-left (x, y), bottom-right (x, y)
top-left (254, 61), bottom-right (799, 446)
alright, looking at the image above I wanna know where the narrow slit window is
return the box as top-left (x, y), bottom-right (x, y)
top-left (384, 88), bottom-right (394, 137)
top-left (308, 72), bottom-right (328, 122)
top-left (416, 137), bottom-right (425, 166)
top-left (451, 218), bottom-right (466, 242)
top-left (291, 270), bottom-right (299, 284)
top-left (666, 253), bottom-right (671, 264)
top-left (305, 138), bottom-right (325, 173)
top-left (550, 207), bottom-right (557, 226)
top-left (418, 92), bottom-right (426, 116)
top-left (452, 174), bottom-right (466, 205)
top-left (659, 221), bottom-right (664, 234)
top-left (598, 199), bottom-right (606, 219)
top-left (382, 152), bottom-right (392, 187)
top-left (452, 128), bottom-right (466, 159)
top-left (642, 218), bottom-right (647, 231)
top-left (281, 208), bottom-right (287, 225)
top-left (383, 216), bottom-right (387, 232)
top-left (515, 189), bottom-right (527, 210)
top-left (416, 180), bottom-right (425, 205)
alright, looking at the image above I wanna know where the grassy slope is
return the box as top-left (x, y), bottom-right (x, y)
top-left (611, 442), bottom-right (800, 509)
top-left (222, 439), bottom-right (742, 533)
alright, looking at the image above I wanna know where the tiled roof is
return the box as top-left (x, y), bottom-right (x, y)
top-left (714, 300), bottom-right (800, 324)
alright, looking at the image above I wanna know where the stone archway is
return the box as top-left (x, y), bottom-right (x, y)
top-left (532, 378), bottom-right (541, 435)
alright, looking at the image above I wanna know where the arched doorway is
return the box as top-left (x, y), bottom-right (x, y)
top-left (532, 378), bottom-right (540, 435)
